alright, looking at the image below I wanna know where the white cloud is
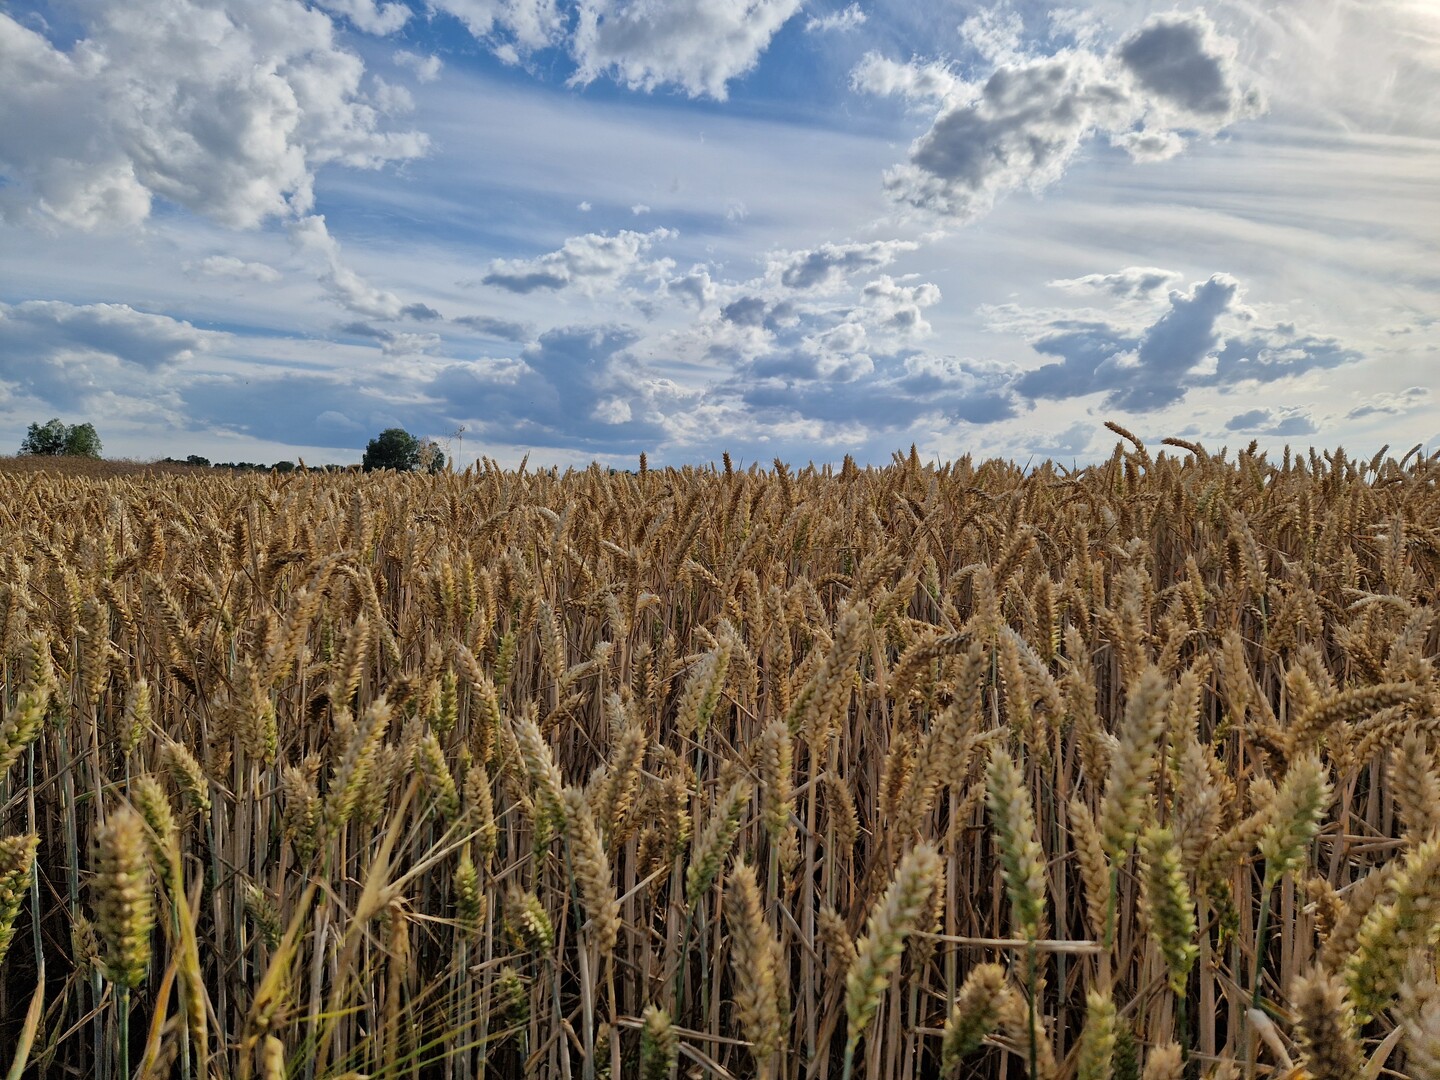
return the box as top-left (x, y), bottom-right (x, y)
top-left (666, 266), bottom-right (718, 309)
top-left (1048, 266), bottom-right (1180, 298)
top-left (480, 228), bottom-right (676, 295)
top-left (1346, 387), bottom-right (1430, 421)
top-left (770, 238), bottom-right (919, 291)
top-left (570, 0), bottom-right (804, 99)
top-left (394, 50), bottom-right (444, 82)
top-left (0, 299), bottom-right (221, 410)
top-left (291, 214), bottom-right (405, 318)
top-left (958, 6), bottom-right (1026, 66)
top-left (314, 0), bottom-right (411, 35)
top-left (806, 4), bottom-right (866, 34)
top-left (192, 255), bottom-right (283, 283)
top-left (631, 203), bottom-right (651, 215)
top-left (0, 1), bottom-right (427, 230)
top-left (870, 11), bottom-right (1263, 222)
top-left (429, 0), bottom-right (564, 54)
top-left (860, 274), bottom-right (940, 336)
top-left (577, 200), bottom-right (592, 211)
top-left (371, 76), bottom-right (416, 116)
top-left (850, 53), bottom-right (964, 106)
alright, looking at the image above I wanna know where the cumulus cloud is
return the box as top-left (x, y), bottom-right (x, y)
top-left (430, 0), bottom-right (564, 55)
top-left (749, 320), bottom-right (873, 382)
top-left (314, 0), bottom-right (410, 35)
top-left (860, 275), bottom-right (940, 336)
top-left (570, 0), bottom-right (803, 99)
top-left (291, 215), bottom-right (405, 318)
top-left (771, 239), bottom-right (919, 291)
top-left (1225, 407), bottom-right (1318, 437)
top-left (191, 255), bottom-right (282, 283)
top-left (806, 4), bottom-right (866, 33)
top-left (338, 322), bottom-right (442, 355)
top-left (739, 348), bottom-right (1017, 430)
top-left (402, 303), bottom-right (443, 322)
top-left (666, 266), bottom-right (718, 309)
top-left (430, 325), bottom-right (691, 450)
top-left (867, 10), bottom-right (1263, 222)
top-left (394, 50), bottom-right (443, 82)
top-left (0, 300), bottom-right (220, 409)
top-left (1048, 266), bottom-right (1181, 298)
top-left (1116, 14), bottom-right (1259, 123)
top-left (1012, 273), bottom-right (1363, 411)
top-left (0, 0), bottom-right (428, 230)
top-left (480, 228), bottom-right (675, 295)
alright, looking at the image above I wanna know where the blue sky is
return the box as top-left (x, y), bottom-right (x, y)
top-left (0, 0), bottom-right (1436, 467)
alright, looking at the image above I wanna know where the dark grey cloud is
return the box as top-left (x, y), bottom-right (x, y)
top-left (402, 302), bottom-right (442, 321)
top-left (481, 268), bottom-right (570, 294)
top-left (1346, 387), bottom-right (1430, 420)
top-left (721, 295), bottom-right (797, 331)
top-left (1117, 14), bottom-right (1245, 118)
top-left (1014, 274), bottom-right (1363, 411)
top-left (453, 314), bottom-right (534, 341)
top-left (1225, 407), bottom-right (1318, 437)
top-left (1226, 409), bottom-right (1270, 431)
top-left (338, 321), bottom-right (391, 340)
top-left (1202, 331), bottom-right (1360, 389)
top-left (869, 11), bottom-right (1263, 221)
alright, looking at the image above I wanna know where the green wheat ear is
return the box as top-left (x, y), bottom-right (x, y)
top-left (0, 833), bottom-right (40, 969)
top-left (91, 808), bottom-right (154, 990)
top-left (640, 1005), bottom-right (678, 1080)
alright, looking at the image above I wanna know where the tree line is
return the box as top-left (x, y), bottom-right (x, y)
top-left (17, 420), bottom-right (447, 473)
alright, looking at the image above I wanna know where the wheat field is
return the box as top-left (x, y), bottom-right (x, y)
top-left (1, 429), bottom-right (1438, 1079)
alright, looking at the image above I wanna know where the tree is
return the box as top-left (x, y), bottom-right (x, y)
top-left (64, 423), bottom-right (102, 457)
top-left (419, 439), bottom-right (447, 474)
top-left (362, 428), bottom-right (421, 472)
top-left (20, 418), bottom-right (102, 458)
top-left (20, 419), bottom-right (67, 456)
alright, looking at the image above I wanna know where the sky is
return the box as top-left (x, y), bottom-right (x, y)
top-left (0, 0), bottom-right (1436, 468)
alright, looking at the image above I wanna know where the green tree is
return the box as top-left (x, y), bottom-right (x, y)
top-left (362, 428), bottom-right (421, 472)
top-left (64, 423), bottom-right (102, 458)
top-left (20, 419), bottom-right (67, 455)
top-left (20, 418), bottom-right (102, 458)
